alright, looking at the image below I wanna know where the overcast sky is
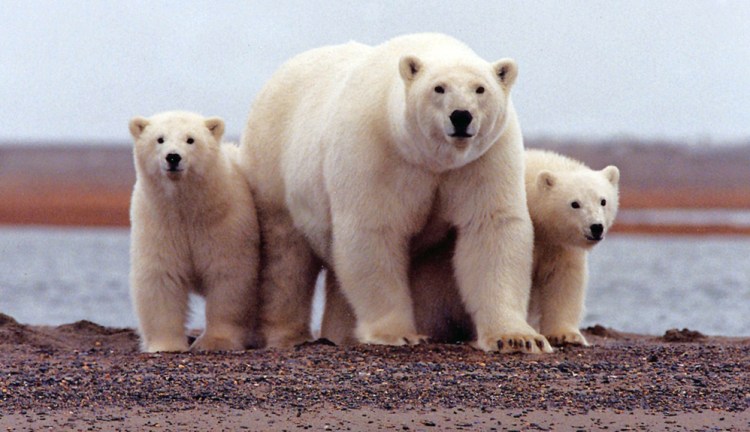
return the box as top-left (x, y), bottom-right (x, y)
top-left (1, 1), bottom-right (749, 144)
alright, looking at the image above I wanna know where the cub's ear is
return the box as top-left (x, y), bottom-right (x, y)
top-left (492, 58), bottom-right (518, 90)
top-left (129, 117), bottom-right (149, 140)
top-left (399, 55), bottom-right (423, 83)
top-left (602, 165), bottom-right (620, 186)
top-left (204, 117), bottom-right (225, 141)
top-left (537, 170), bottom-right (556, 190)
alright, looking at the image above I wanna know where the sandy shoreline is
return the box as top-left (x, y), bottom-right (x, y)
top-left (1, 314), bottom-right (747, 430)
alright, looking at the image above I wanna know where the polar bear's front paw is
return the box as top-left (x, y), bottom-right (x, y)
top-left (474, 332), bottom-right (553, 354)
top-left (190, 334), bottom-right (246, 352)
top-left (545, 330), bottom-right (589, 347)
top-left (263, 326), bottom-right (313, 349)
top-left (358, 332), bottom-right (429, 346)
top-left (144, 338), bottom-right (190, 353)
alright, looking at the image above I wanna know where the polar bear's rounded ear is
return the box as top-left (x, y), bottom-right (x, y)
top-left (602, 165), bottom-right (620, 186)
top-left (204, 117), bottom-right (225, 141)
top-left (537, 170), bottom-right (556, 191)
top-left (399, 55), bottom-right (423, 83)
top-left (129, 117), bottom-right (150, 140)
top-left (493, 58), bottom-right (518, 90)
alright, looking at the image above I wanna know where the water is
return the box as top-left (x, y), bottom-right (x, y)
top-left (618, 209), bottom-right (750, 228)
top-left (1, 227), bottom-right (748, 337)
top-left (587, 235), bottom-right (750, 336)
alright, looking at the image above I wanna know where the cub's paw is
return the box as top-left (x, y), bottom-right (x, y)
top-left (545, 330), bottom-right (589, 347)
top-left (144, 338), bottom-right (189, 353)
top-left (263, 327), bottom-right (313, 349)
top-left (190, 334), bottom-right (245, 352)
top-left (474, 332), bottom-right (553, 354)
top-left (358, 332), bottom-right (429, 346)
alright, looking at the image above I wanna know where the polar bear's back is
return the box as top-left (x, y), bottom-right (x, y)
top-left (247, 33), bottom-right (481, 133)
top-left (240, 41), bottom-right (368, 196)
top-left (243, 32), bottom-right (483, 147)
top-left (241, 33), bottom-right (485, 201)
top-left (376, 32), bottom-right (478, 63)
top-left (246, 41), bottom-right (372, 135)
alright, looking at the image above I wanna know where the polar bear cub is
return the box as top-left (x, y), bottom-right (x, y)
top-left (322, 149), bottom-right (619, 348)
top-left (241, 33), bottom-right (550, 353)
top-left (129, 111), bottom-right (260, 352)
top-left (525, 149), bottom-right (619, 346)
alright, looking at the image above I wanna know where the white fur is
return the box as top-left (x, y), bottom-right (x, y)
top-left (242, 33), bottom-right (547, 352)
top-left (129, 111), bottom-right (260, 353)
top-left (525, 149), bottom-right (620, 346)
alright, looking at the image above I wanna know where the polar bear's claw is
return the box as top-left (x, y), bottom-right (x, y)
top-left (478, 333), bottom-right (553, 354)
top-left (190, 334), bottom-right (246, 352)
top-left (360, 333), bottom-right (428, 347)
top-left (546, 331), bottom-right (589, 347)
top-left (402, 336), bottom-right (428, 346)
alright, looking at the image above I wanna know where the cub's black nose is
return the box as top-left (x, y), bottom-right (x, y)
top-left (449, 110), bottom-right (473, 133)
top-left (166, 153), bottom-right (181, 166)
top-left (590, 224), bottom-right (604, 239)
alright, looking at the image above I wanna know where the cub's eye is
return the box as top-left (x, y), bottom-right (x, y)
top-left (476, 86), bottom-right (485, 94)
top-left (434, 86), bottom-right (445, 94)
top-left (601, 199), bottom-right (607, 206)
top-left (157, 137), bottom-right (164, 144)
top-left (187, 137), bottom-right (194, 144)
top-left (571, 201), bottom-right (580, 209)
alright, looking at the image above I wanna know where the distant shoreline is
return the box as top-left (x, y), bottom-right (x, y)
top-left (3, 192), bottom-right (749, 234)
top-left (1, 142), bottom-right (749, 233)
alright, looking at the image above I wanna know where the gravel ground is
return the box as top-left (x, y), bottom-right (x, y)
top-left (0, 314), bottom-right (748, 430)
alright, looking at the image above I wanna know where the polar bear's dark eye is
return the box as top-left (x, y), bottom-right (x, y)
top-left (571, 201), bottom-right (580, 209)
top-left (186, 137), bottom-right (194, 144)
top-left (601, 199), bottom-right (607, 206)
top-left (434, 86), bottom-right (445, 94)
top-left (157, 137), bottom-right (164, 144)
top-left (476, 86), bottom-right (485, 94)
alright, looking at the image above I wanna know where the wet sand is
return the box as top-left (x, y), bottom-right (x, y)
top-left (0, 314), bottom-right (748, 430)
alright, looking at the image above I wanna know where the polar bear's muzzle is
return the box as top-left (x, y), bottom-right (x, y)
top-left (585, 223), bottom-right (605, 242)
top-left (448, 110), bottom-right (474, 139)
top-left (164, 153), bottom-right (184, 176)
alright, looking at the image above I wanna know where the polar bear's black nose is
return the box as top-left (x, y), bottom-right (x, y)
top-left (450, 110), bottom-right (473, 133)
top-left (590, 224), bottom-right (604, 239)
top-left (166, 153), bottom-right (181, 167)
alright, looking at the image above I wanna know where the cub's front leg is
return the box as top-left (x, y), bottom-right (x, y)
top-left (191, 257), bottom-right (261, 352)
top-left (130, 263), bottom-right (191, 353)
top-left (534, 249), bottom-right (589, 347)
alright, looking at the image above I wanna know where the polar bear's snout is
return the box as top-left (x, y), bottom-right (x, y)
top-left (165, 153), bottom-right (182, 172)
top-left (449, 110), bottom-right (474, 138)
top-left (587, 223), bottom-right (604, 241)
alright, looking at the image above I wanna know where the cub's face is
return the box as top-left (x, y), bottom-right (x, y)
top-left (398, 55), bottom-right (517, 172)
top-left (129, 112), bottom-right (224, 182)
top-left (535, 167), bottom-right (620, 248)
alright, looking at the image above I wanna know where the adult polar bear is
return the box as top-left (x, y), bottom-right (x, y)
top-left (241, 33), bottom-right (551, 353)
